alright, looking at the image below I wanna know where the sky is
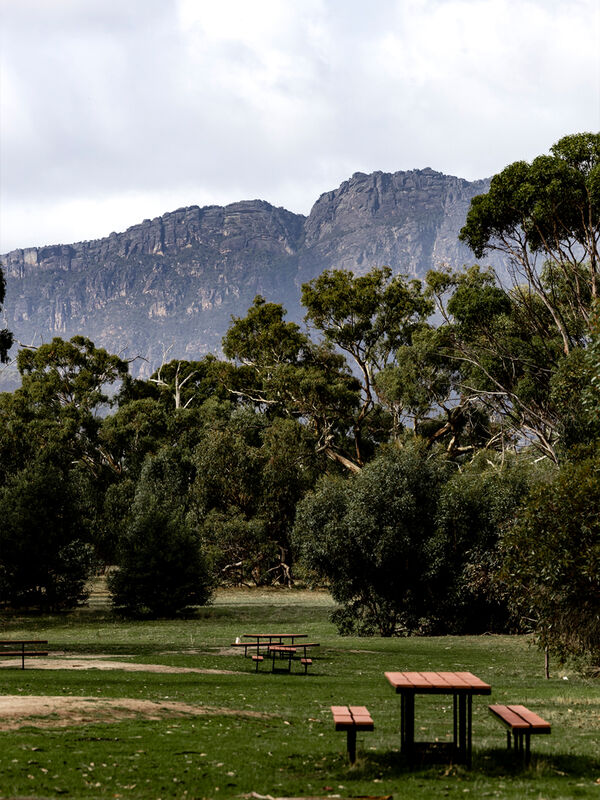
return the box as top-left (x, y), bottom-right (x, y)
top-left (1, 0), bottom-right (599, 254)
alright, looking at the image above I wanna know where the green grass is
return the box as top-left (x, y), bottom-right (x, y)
top-left (0, 589), bottom-right (598, 800)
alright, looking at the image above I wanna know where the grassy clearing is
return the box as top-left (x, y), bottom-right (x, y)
top-left (0, 590), bottom-right (598, 800)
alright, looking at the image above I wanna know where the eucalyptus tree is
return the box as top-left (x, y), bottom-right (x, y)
top-left (223, 295), bottom-right (361, 472)
top-left (459, 132), bottom-right (600, 354)
top-left (292, 441), bottom-right (451, 635)
top-left (301, 267), bottom-right (433, 464)
top-left (15, 336), bottom-right (129, 476)
top-left (499, 445), bottom-right (600, 666)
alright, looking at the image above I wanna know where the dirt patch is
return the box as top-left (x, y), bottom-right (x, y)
top-left (0, 695), bottom-right (272, 731)
top-left (0, 656), bottom-right (241, 675)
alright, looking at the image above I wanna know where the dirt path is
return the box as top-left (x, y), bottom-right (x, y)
top-left (0, 656), bottom-right (241, 675)
top-left (0, 695), bottom-right (271, 730)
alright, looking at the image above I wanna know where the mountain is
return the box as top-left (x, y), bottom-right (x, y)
top-left (1, 168), bottom-right (494, 382)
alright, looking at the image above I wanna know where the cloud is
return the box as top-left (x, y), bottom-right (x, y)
top-left (1, 0), bottom-right (598, 252)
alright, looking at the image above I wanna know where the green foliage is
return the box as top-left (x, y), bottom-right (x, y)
top-left (302, 267), bottom-right (433, 462)
top-left (191, 411), bottom-right (321, 585)
top-left (109, 448), bottom-right (212, 617)
top-left (146, 354), bottom-right (229, 409)
top-left (431, 453), bottom-right (544, 633)
top-left (424, 264), bottom-right (598, 461)
top-left (293, 442), bottom-right (451, 635)
top-left (500, 447), bottom-right (600, 664)
top-left (222, 296), bottom-right (360, 470)
top-left (0, 456), bottom-right (95, 610)
top-left (459, 132), bottom-right (600, 356)
top-left (13, 336), bottom-right (129, 477)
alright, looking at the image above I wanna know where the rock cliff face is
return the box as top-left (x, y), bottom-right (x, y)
top-left (1, 168), bottom-right (494, 382)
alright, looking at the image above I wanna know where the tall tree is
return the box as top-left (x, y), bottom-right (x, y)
top-left (459, 132), bottom-right (600, 354)
top-left (301, 267), bottom-right (433, 464)
top-left (223, 296), bottom-right (360, 471)
top-left (15, 336), bottom-right (129, 476)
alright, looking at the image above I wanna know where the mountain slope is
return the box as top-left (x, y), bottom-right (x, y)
top-left (2, 168), bottom-right (493, 380)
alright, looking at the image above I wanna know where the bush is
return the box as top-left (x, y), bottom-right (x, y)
top-left (500, 447), bottom-right (600, 665)
top-left (430, 453), bottom-right (542, 633)
top-left (109, 449), bottom-right (212, 617)
top-left (292, 441), bottom-right (450, 635)
top-left (0, 458), bottom-right (95, 610)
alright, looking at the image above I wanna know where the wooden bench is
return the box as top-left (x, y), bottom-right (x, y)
top-left (268, 645), bottom-right (296, 672)
top-left (230, 641), bottom-right (264, 657)
top-left (489, 704), bottom-right (551, 763)
top-left (0, 640), bottom-right (48, 670)
top-left (300, 657), bottom-right (312, 674)
top-left (251, 654), bottom-right (264, 671)
top-left (331, 705), bottom-right (374, 764)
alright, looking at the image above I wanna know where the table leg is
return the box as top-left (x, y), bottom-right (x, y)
top-left (401, 692), bottom-right (415, 757)
top-left (453, 692), bottom-right (458, 749)
top-left (467, 694), bottom-right (472, 767)
top-left (347, 729), bottom-right (357, 764)
top-left (458, 693), bottom-right (467, 762)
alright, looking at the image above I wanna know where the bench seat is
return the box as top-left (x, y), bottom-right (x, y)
top-left (0, 641), bottom-right (49, 669)
top-left (331, 705), bottom-right (374, 763)
top-left (0, 650), bottom-right (48, 657)
top-left (489, 704), bottom-right (551, 763)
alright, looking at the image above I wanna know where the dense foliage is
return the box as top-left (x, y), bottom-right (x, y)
top-left (500, 446), bottom-right (600, 665)
top-left (0, 134), bottom-right (598, 661)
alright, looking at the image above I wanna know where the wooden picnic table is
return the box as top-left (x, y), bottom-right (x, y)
top-left (0, 640), bottom-right (48, 669)
top-left (385, 670), bottom-right (491, 766)
top-left (266, 642), bottom-right (320, 673)
top-left (242, 633), bottom-right (308, 644)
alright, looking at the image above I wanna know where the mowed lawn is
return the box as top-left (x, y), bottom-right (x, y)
top-left (0, 589), bottom-right (598, 800)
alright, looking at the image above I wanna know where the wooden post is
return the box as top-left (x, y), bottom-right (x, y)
top-left (347, 728), bottom-right (357, 764)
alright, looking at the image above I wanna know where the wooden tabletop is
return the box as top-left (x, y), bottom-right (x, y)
top-left (0, 640), bottom-right (48, 645)
top-left (242, 633), bottom-right (308, 640)
top-left (385, 671), bottom-right (492, 694)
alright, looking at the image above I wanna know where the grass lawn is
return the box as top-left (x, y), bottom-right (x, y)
top-left (0, 588), bottom-right (598, 800)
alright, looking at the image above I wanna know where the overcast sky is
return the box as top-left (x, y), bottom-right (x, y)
top-left (1, 0), bottom-right (599, 254)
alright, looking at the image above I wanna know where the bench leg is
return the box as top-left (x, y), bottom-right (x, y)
top-left (346, 728), bottom-right (357, 764)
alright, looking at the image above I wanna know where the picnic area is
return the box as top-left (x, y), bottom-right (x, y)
top-left (0, 588), bottom-right (598, 800)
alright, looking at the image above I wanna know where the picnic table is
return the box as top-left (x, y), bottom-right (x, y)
top-left (0, 640), bottom-right (48, 669)
top-left (243, 633), bottom-right (308, 644)
top-left (266, 642), bottom-right (320, 673)
top-left (385, 670), bottom-right (491, 765)
top-left (231, 633), bottom-right (308, 657)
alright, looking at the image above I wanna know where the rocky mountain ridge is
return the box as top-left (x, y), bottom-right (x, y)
top-left (2, 168), bottom-right (494, 382)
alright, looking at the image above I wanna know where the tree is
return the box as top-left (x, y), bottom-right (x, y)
top-left (147, 354), bottom-right (229, 409)
top-left (459, 132), bottom-right (600, 354)
top-left (301, 267), bottom-right (433, 463)
top-left (109, 448), bottom-right (212, 617)
top-left (292, 442), bottom-right (450, 635)
top-left (0, 265), bottom-right (13, 363)
top-left (190, 410), bottom-right (321, 585)
top-left (499, 447), bottom-right (600, 666)
top-left (223, 296), bottom-right (360, 472)
top-left (0, 454), bottom-right (95, 610)
top-left (431, 452), bottom-right (543, 633)
top-left (15, 336), bottom-right (129, 476)
top-left (423, 263), bottom-right (600, 462)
